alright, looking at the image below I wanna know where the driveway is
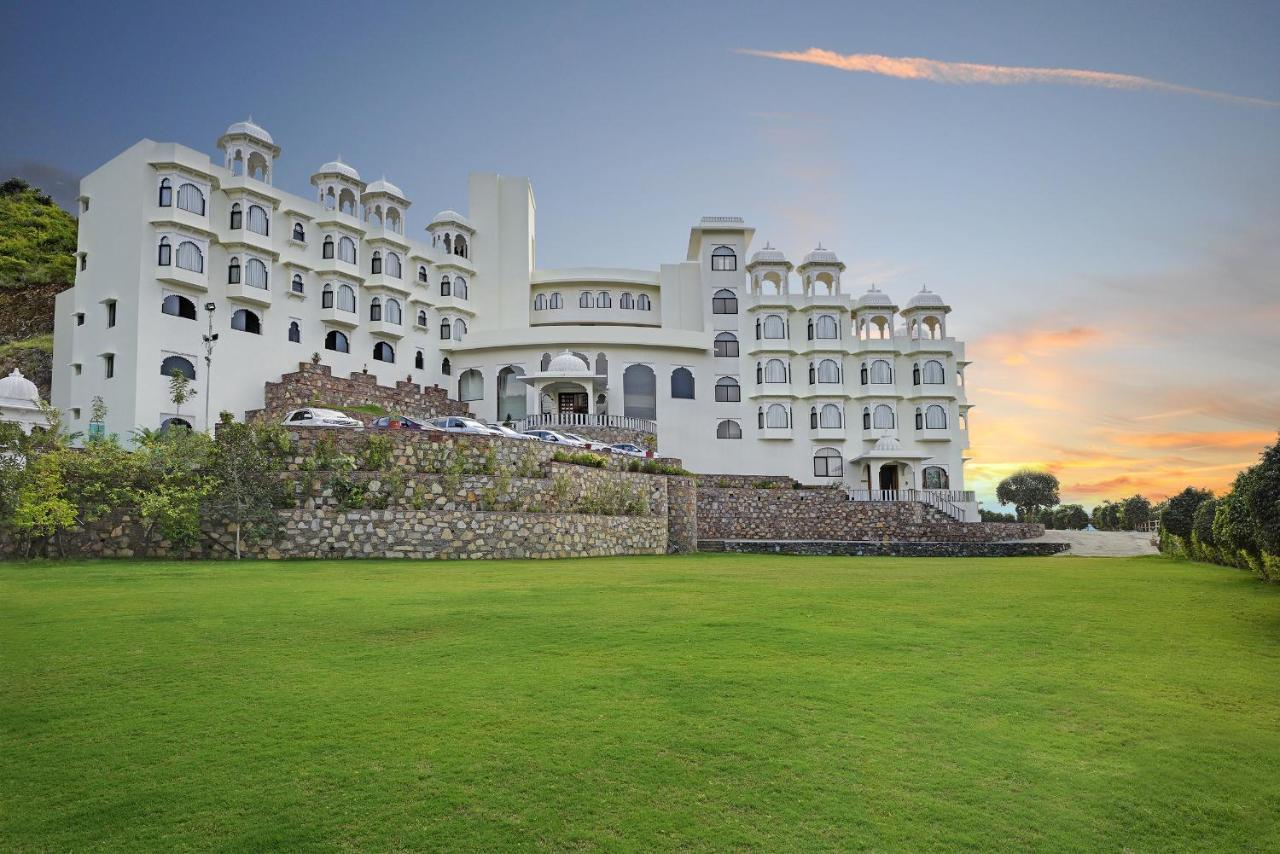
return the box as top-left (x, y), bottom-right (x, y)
top-left (1024, 529), bottom-right (1160, 557)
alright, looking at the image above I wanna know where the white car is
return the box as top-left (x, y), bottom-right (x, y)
top-left (487, 423), bottom-right (536, 440)
top-left (282, 407), bottom-right (363, 428)
top-left (429, 416), bottom-right (504, 436)
top-left (609, 442), bottom-right (649, 457)
top-left (522, 429), bottom-right (587, 446)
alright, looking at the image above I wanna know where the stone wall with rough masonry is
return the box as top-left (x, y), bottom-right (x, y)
top-left (697, 487), bottom-right (1043, 543)
top-left (246, 362), bottom-right (471, 425)
top-left (695, 473), bottom-right (796, 489)
top-left (699, 540), bottom-right (1068, 557)
top-left (665, 476), bottom-right (698, 554)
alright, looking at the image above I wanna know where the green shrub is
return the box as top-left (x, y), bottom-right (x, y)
top-left (625, 459), bottom-right (692, 476)
top-left (362, 434), bottom-right (394, 471)
top-left (1160, 487), bottom-right (1214, 540)
top-left (552, 450), bottom-right (607, 468)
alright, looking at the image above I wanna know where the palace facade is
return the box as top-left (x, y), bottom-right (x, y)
top-left (52, 120), bottom-right (974, 509)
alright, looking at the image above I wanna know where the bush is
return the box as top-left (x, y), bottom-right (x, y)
top-left (1191, 497), bottom-right (1219, 551)
top-left (1160, 487), bottom-right (1214, 540)
top-left (1052, 504), bottom-right (1090, 530)
top-left (626, 459), bottom-right (691, 476)
top-left (552, 450), bottom-right (607, 468)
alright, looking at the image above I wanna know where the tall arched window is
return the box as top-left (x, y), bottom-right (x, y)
top-left (441, 357), bottom-right (451, 375)
top-left (712, 288), bottom-right (738, 314)
top-left (291, 274), bottom-right (304, 294)
top-left (815, 315), bottom-right (838, 339)
top-left (870, 359), bottom-right (893, 384)
top-left (820, 403), bottom-right (842, 428)
top-left (816, 358), bottom-right (840, 383)
top-left (763, 359), bottom-right (787, 383)
top-left (158, 178), bottom-right (172, 207)
top-left (923, 466), bottom-right (950, 489)
top-left (176, 183), bottom-right (204, 215)
top-left (549, 292), bottom-right (563, 309)
top-left (711, 245), bottom-right (737, 271)
top-left (762, 315), bottom-right (786, 338)
top-left (245, 258), bottom-right (267, 289)
top-left (370, 297), bottom-right (382, 321)
top-left (863, 407), bottom-right (872, 430)
top-left (230, 309), bottom-right (260, 334)
top-left (670, 367), bottom-right (695, 399)
top-left (597, 291), bottom-right (611, 308)
top-left (454, 277), bottom-right (467, 299)
top-left (623, 364), bottom-right (657, 419)
top-left (157, 237), bottom-right (171, 266)
top-left (322, 236), bottom-right (334, 259)
top-left (414, 350), bottom-right (424, 370)
top-left (765, 403), bottom-right (789, 428)
top-left (813, 448), bottom-right (843, 477)
top-left (637, 294), bottom-right (651, 310)
top-left (288, 321), bottom-right (301, 343)
top-left (923, 360), bottom-right (945, 384)
top-left (371, 251), bottom-right (383, 274)
top-left (453, 319), bottom-right (466, 341)
top-left (322, 283), bottom-right (334, 308)
top-left (458, 369), bottom-right (483, 401)
top-left (325, 330), bottom-right (349, 352)
top-left (176, 241), bottom-right (202, 273)
top-left (925, 404), bottom-right (948, 429)
top-left (440, 318), bottom-right (451, 339)
top-left (497, 366), bottom-right (528, 420)
top-left (716, 420), bottom-right (742, 439)
top-left (440, 276), bottom-right (451, 297)
top-left (247, 204), bottom-right (268, 235)
top-left (579, 291), bottom-right (594, 308)
top-left (373, 341), bottom-right (395, 363)
top-left (416, 309), bottom-right (427, 327)
top-left (227, 257), bottom-right (241, 284)
top-left (418, 265), bottom-right (428, 283)
top-left (160, 355), bottom-right (196, 379)
top-left (161, 294), bottom-right (196, 319)
top-left (713, 332), bottom-right (739, 358)
top-left (913, 362), bottom-right (921, 385)
top-left (386, 252), bottom-right (402, 278)
top-left (338, 236), bottom-right (356, 263)
top-left (873, 404), bottom-right (895, 429)
top-left (534, 293), bottom-right (546, 311)
top-left (230, 203), bottom-right (243, 230)
top-left (337, 284), bottom-right (356, 312)
top-left (292, 222), bottom-right (306, 242)
top-left (385, 298), bottom-right (402, 324)
top-left (454, 234), bottom-right (468, 258)
top-left (619, 292), bottom-right (634, 310)
top-left (714, 376), bottom-right (740, 402)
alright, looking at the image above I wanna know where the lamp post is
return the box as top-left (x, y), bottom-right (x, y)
top-left (202, 302), bottom-right (218, 434)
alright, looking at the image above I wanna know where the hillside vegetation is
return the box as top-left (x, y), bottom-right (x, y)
top-left (0, 178), bottom-right (77, 398)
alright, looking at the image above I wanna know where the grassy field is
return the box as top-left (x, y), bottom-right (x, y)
top-left (3, 554), bottom-right (1278, 851)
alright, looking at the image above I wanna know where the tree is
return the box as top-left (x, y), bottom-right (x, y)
top-left (204, 413), bottom-right (292, 559)
top-left (979, 508), bottom-right (1018, 523)
top-left (1239, 434), bottom-right (1280, 558)
top-left (1191, 497), bottom-right (1219, 551)
top-left (168, 369), bottom-right (197, 420)
top-left (11, 450), bottom-right (76, 555)
top-left (131, 427), bottom-right (213, 553)
top-left (1160, 487), bottom-right (1213, 540)
top-left (1118, 495), bottom-right (1153, 531)
top-left (996, 469), bottom-right (1060, 521)
top-left (1053, 504), bottom-right (1090, 530)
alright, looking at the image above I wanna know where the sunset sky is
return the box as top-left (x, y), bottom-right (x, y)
top-left (2, 1), bottom-right (1277, 508)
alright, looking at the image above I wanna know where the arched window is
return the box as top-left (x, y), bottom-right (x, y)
top-left (595, 352), bottom-right (609, 376)
top-left (711, 245), bottom-right (737, 271)
top-left (230, 309), bottom-right (260, 334)
top-left (815, 315), bottom-right (838, 339)
top-left (288, 321), bottom-right (301, 343)
top-left (714, 376), bottom-right (740, 402)
top-left (820, 403), bottom-right (842, 428)
top-left (443, 234), bottom-right (452, 254)
top-left (371, 251), bottom-right (383, 275)
top-left (440, 276), bottom-right (451, 297)
top-left (670, 367), bottom-right (695, 399)
top-left (385, 298), bottom-right (402, 324)
top-left (339, 189), bottom-right (356, 216)
top-left (373, 341), bottom-right (395, 363)
top-left (325, 330), bottom-right (349, 353)
top-left (762, 315), bottom-right (786, 339)
top-left (338, 236), bottom-right (356, 263)
top-left (230, 203), bottom-right (243, 230)
top-left (497, 365), bottom-right (528, 420)
top-left (873, 404), bottom-right (895, 429)
top-left (453, 319), bottom-right (467, 341)
top-left (454, 277), bottom-right (467, 299)
top-left (414, 350), bottom-right (424, 370)
top-left (440, 318), bottom-right (451, 339)
top-left (860, 362), bottom-right (868, 385)
top-left (923, 360), bottom-right (945, 384)
top-left (765, 403), bottom-right (789, 428)
top-left (540, 352), bottom-right (552, 371)
top-left (161, 417), bottom-right (192, 432)
top-left (533, 293), bottom-right (546, 311)
top-left (912, 362), bottom-right (921, 385)
top-left (458, 368), bottom-right (483, 401)
top-left (322, 283), bottom-right (334, 308)
top-left (923, 466), bottom-right (950, 489)
top-left (597, 291), bottom-right (611, 308)
top-left (454, 234), bottom-right (468, 258)
top-left (337, 284), bottom-right (356, 312)
top-left (623, 364), bottom-right (657, 419)
top-left (176, 241), bottom-right (202, 273)
top-left (549, 292), bottom-right (563, 309)
top-left (716, 420), bottom-right (742, 439)
top-left (247, 204), bottom-right (268, 235)
top-left (441, 357), bottom-right (451, 375)
top-left (370, 297), bottom-right (382, 321)
top-left (176, 183), bottom-right (204, 215)
top-left (863, 407), bottom-right (871, 430)
top-left (619, 292), bottom-right (634, 310)
top-left (713, 332), bottom-right (739, 358)
top-left (386, 252), bottom-right (402, 278)
top-left (712, 288), bottom-right (737, 314)
top-left (763, 359), bottom-right (788, 383)
top-left (870, 359), bottom-right (893, 384)
top-left (292, 222), bottom-right (305, 242)
top-left (291, 274), bottom-right (304, 294)
top-left (158, 178), bottom-right (172, 207)
top-left (227, 256), bottom-right (241, 284)
top-left (160, 355), bottom-right (196, 379)
top-left (813, 448), bottom-right (843, 477)
top-left (915, 407), bottom-right (923, 430)
top-left (322, 236), bottom-right (334, 259)
top-left (418, 265), bottom-right (428, 283)
top-left (637, 293), bottom-right (651, 310)
top-left (925, 404), bottom-right (947, 429)
top-left (157, 237), bottom-right (171, 266)
top-left (245, 258), bottom-right (267, 289)
top-left (161, 294), bottom-right (196, 320)
top-left (579, 291), bottom-right (593, 308)
top-left (416, 309), bottom-right (427, 327)
top-left (817, 358), bottom-right (840, 383)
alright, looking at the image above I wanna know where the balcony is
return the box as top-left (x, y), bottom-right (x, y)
top-left (746, 339), bottom-right (794, 356)
top-left (315, 257), bottom-right (362, 280)
top-left (150, 205), bottom-right (211, 235)
top-left (752, 382), bottom-right (793, 398)
top-left (155, 263), bottom-right (207, 292)
top-left (364, 224), bottom-right (411, 250)
top-left (809, 426), bottom-right (847, 441)
top-left (367, 319), bottom-right (405, 339)
top-left (226, 281), bottom-right (271, 308)
top-left (321, 306), bottom-right (359, 329)
top-left (916, 428), bottom-right (952, 442)
top-left (515, 412), bottom-right (656, 435)
top-left (364, 273), bottom-right (412, 297)
top-left (758, 425), bottom-right (793, 440)
top-left (314, 209), bottom-right (365, 234)
top-left (224, 229), bottom-right (273, 254)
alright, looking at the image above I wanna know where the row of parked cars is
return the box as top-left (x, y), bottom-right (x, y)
top-left (281, 408), bottom-right (652, 457)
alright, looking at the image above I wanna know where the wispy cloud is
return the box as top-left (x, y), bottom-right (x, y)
top-left (737, 48), bottom-right (1280, 108)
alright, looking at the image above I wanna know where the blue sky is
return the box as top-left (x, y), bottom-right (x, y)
top-left (3, 0), bottom-right (1278, 503)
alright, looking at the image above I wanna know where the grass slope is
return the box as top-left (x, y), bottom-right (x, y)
top-left (3, 554), bottom-right (1278, 851)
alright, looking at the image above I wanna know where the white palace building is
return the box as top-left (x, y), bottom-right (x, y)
top-left (53, 120), bottom-right (974, 508)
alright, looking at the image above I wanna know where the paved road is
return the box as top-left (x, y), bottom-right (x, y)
top-left (1024, 530), bottom-right (1160, 557)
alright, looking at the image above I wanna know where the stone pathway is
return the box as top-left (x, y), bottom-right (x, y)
top-left (1023, 530), bottom-right (1160, 557)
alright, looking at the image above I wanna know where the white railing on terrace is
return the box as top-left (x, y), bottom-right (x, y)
top-left (843, 487), bottom-right (973, 522)
top-left (514, 413), bottom-right (657, 434)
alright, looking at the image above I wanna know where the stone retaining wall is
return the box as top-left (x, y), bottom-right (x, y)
top-left (695, 473), bottom-right (796, 489)
top-left (665, 476), bottom-right (698, 554)
top-left (699, 540), bottom-right (1069, 557)
top-left (247, 361), bottom-right (471, 425)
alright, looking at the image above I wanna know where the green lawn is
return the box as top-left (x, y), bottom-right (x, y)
top-left (3, 555), bottom-right (1278, 851)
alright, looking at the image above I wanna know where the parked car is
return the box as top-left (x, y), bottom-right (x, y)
top-left (608, 442), bottom-right (649, 457)
top-left (487, 423), bottom-right (536, 440)
top-left (559, 431), bottom-right (600, 449)
top-left (521, 429), bottom-right (587, 446)
top-left (428, 416), bottom-right (505, 436)
top-left (281, 408), bottom-right (363, 428)
top-left (370, 415), bottom-right (439, 431)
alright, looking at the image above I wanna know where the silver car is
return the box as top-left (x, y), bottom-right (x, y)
top-left (282, 407), bottom-right (363, 428)
top-left (487, 423), bottom-right (536, 440)
top-left (521, 429), bottom-right (586, 446)
top-left (429, 416), bottom-right (504, 436)
top-left (609, 442), bottom-right (649, 457)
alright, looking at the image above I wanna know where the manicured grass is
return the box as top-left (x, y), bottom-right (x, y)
top-left (3, 554), bottom-right (1278, 850)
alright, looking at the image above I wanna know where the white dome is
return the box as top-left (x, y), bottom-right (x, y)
top-left (546, 351), bottom-right (590, 373)
top-left (873, 435), bottom-right (902, 452)
top-left (801, 245), bottom-right (841, 266)
top-left (856, 286), bottom-right (895, 309)
top-left (906, 287), bottom-right (946, 309)
top-left (364, 177), bottom-right (406, 199)
top-left (223, 118), bottom-right (273, 145)
top-left (315, 158), bottom-right (361, 182)
top-left (429, 209), bottom-right (472, 229)
top-left (748, 243), bottom-right (788, 266)
top-left (0, 369), bottom-right (40, 403)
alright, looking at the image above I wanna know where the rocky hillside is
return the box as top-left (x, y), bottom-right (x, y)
top-left (0, 178), bottom-right (77, 399)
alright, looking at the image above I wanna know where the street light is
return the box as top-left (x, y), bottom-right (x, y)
top-left (202, 302), bottom-right (218, 434)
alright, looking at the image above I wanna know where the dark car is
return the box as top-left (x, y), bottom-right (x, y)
top-left (370, 415), bottom-right (439, 431)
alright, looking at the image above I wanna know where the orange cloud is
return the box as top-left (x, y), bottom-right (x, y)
top-left (737, 48), bottom-right (1280, 108)
top-left (1107, 430), bottom-right (1277, 451)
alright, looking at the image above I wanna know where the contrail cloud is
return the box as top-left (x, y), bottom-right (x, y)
top-left (738, 48), bottom-right (1279, 108)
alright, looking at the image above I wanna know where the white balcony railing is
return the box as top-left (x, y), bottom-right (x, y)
top-left (515, 412), bottom-right (656, 434)
top-left (843, 487), bottom-right (975, 522)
